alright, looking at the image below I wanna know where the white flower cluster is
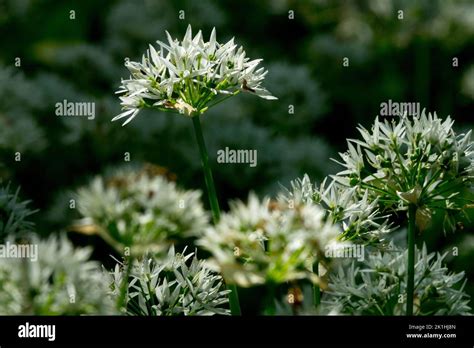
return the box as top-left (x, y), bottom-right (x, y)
top-left (199, 193), bottom-right (344, 287)
top-left (75, 166), bottom-right (209, 255)
top-left (106, 246), bottom-right (230, 316)
top-left (323, 245), bottom-right (472, 315)
top-left (333, 112), bottom-right (474, 232)
top-left (0, 235), bottom-right (116, 315)
top-left (310, 176), bottom-right (392, 244)
top-left (113, 25), bottom-right (276, 125)
top-left (283, 175), bottom-right (392, 246)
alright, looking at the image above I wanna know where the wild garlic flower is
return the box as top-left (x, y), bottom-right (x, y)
top-left (333, 112), bottom-right (474, 232)
top-left (282, 175), bottom-right (392, 246)
top-left (0, 235), bottom-right (116, 315)
top-left (322, 245), bottom-right (472, 315)
top-left (0, 184), bottom-right (37, 242)
top-left (113, 25), bottom-right (276, 125)
top-left (198, 193), bottom-right (344, 287)
top-left (75, 165), bottom-right (209, 256)
top-left (106, 246), bottom-right (230, 316)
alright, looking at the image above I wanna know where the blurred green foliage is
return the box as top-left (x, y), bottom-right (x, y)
top-left (0, 0), bottom-right (473, 309)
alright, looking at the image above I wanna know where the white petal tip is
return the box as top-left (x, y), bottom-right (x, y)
top-left (261, 95), bottom-right (278, 100)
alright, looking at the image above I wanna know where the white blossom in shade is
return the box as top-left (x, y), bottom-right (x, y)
top-left (0, 235), bottom-right (116, 315)
top-left (105, 246), bottom-right (230, 316)
top-left (322, 245), bottom-right (472, 315)
top-left (113, 25), bottom-right (276, 125)
top-left (74, 165), bottom-right (209, 256)
top-left (198, 193), bottom-right (345, 287)
top-left (332, 111), bottom-right (474, 233)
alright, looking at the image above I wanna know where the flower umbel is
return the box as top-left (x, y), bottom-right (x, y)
top-left (322, 245), bottom-right (471, 315)
top-left (331, 111), bottom-right (474, 316)
top-left (74, 165), bottom-right (209, 256)
top-left (105, 246), bottom-right (230, 316)
top-left (333, 112), bottom-right (474, 232)
top-left (198, 193), bottom-right (344, 287)
top-left (283, 174), bottom-right (393, 246)
top-left (0, 235), bottom-right (116, 315)
top-left (113, 25), bottom-right (276, 125)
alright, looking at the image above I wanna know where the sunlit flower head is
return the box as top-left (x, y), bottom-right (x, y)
top-left (333, 111), bottom-right (474, 232)
top-left (113, 25), bottom-right (276, 125)
top-left (283, 174), bottom-right (393, 246)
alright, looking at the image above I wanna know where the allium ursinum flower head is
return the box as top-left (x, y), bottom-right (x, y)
top-left (74, 165), bottom-right (209, 256)
top-left (322, 245), bottom-right (472, 315)
top-left (198, 193), bottom-right (345, 287)
top-left (282, 174), bottom-right (392, 246)
top-left (333, 111), bottom-right (474, 232)
top-left (106, 246), bottom-right (230, 316)
top-left (112, 25), bottom-right (276, 125)
top-left (0, 235), bottom-right (116, 315)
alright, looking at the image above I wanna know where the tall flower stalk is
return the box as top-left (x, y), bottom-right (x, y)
top-left (112, 25), bottom-right (276, 315)
top-left (191, 115), bottom-right (220, 223)
top-left (191, 114), bottom-right (241, 315)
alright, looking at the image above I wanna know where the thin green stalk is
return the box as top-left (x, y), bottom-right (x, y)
top-left (192, 115), bottom-right (220, 223)
top-left (406, 204), bottom-right (416, 316)
top-left (360, 181), bottom-right (397, 198)
top-left (226, 285), bottom-right (241, 315)
top-left (313, 259), bottom-right (321, 308)
top-left (420, 167), bottom-right (443, 198)
top-left (191, 115), bottom-right (241, 316)
top-left (206, 90), bottom-right (240, 109)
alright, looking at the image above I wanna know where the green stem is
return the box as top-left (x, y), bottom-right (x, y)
top-left (407, 204), bottom-right (416, 316)
top-left (227, 284), bottom-right (241, 315)
top-left (192, 116), bottom-right (220, 223)
top-left (313, 259), bottom-right (321, 308)
top-left (191, 115), bottom-right (241, 316)
top-left (206, 90), bottom-right (240, 109)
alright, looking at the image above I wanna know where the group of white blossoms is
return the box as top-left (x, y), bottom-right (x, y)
top-left (113, 25), bottom-right (277, 126)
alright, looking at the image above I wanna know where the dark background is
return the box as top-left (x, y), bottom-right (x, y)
top-left (0, 0), bottom-right (473, 306)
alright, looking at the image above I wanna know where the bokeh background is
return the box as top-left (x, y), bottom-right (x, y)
top-left (0, 0), bottom-right (473, 307)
